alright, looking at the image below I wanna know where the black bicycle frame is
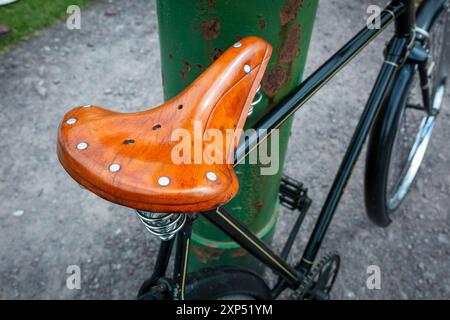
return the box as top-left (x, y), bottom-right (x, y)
top-left (149, 0), bottom-right (423, 300)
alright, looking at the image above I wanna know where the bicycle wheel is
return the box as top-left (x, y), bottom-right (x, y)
top-left (365, 2), bottom-right (449, 227)
top-left (185, 266), bottom-right (272, 300)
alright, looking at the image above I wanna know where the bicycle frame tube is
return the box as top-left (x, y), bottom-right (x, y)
top-left (173, 217), bottom-right (193, 300)
top-left (202, 209), bottom-right (301, 288)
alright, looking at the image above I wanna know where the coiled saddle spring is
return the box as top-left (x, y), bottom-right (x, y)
top-left (136, 211), bottom-right (187, 241)
top-left (249, 84), bottom-right (263, 116)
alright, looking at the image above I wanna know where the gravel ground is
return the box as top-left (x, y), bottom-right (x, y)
top-left (0, 0), bottom-right (449, 300)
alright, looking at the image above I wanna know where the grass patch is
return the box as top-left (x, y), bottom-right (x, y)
top-left (0, 0), bottom-right (95, 52)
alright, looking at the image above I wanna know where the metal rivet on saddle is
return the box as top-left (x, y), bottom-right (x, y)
top-left (109, 164), bottom-right (121, 172)
top-left (158, 176), bottom-right (171, 186)
top-left (206, 172), bottom-right (217, 181)
top-left (66, 118), bottom-right (77, 125)
top-left (233, 42), bottom-right (242, 48)
top-left (244, 64), bottom-right (251, 74)
top-left (76, 142), bottom-right (88, 150)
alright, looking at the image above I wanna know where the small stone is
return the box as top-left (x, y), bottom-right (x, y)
top-left (38, 66), bottom-right (45, 77)
top-left (112, 264), bottom-right (121, 271)
top-left (34, 80), bottom-right (47, 98)
top-left (418, 262), bottom-right (425, 271)
top-left (345, 291), bottom-right (355, 299)
top-left (438, 233), bottom-right (449, 245)
top-left (53, 79), bottom-right (61, 85)
top-left (12, 210), bottom-right (24, 217)
top-left (424, 272), bottom-right (435, 280)
top-left (86, 43), bottom-right (95, 48)
top-left (105, 8), bottom-right (118, 16)
top-left (104, 88), bottom-right (113, 95)
top-left (419, 214), bottom-right (425, 220)
top-left (400, 291), bottom-right (409, 299)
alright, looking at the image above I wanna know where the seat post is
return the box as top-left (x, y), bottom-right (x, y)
top-left (392, 0), bottom-right (416, 37)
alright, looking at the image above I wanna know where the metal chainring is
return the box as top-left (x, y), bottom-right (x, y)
top-left (291, 252), bottom-right (341, 300)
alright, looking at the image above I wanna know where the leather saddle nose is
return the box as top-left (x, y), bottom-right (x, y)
top-left (57, 36), bottom-right (272, 213)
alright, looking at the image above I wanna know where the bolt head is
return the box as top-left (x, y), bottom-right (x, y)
top-left (244, 64), bottom-right (251, 74)
top-left (233, 42), bottom-right (242, 48)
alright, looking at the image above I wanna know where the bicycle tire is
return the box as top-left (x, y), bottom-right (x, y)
top-left (365, 0), bottom-right (449, 227)
top-left (185, 266), bottom-right (272, 300)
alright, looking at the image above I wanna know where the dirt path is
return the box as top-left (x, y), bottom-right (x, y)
top-left (0, 0), bottom-right (449, 299)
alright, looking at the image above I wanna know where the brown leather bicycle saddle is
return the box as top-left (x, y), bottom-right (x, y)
top-left (57, 36), bottom-right (272, 213)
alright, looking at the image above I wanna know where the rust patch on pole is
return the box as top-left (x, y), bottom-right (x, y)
top-left (279, 23), bottom-right (301, 64)
top-left (261, 66), bottom-right (288, 97)
top-left (211, 47), bottom-right (224, 61)
top-left (230, 248), bottom-right (248, 257)
top-left (192, 245), bottom-right (225, 263)
top-left (261, 0), bottom-right (304, 97)
top-left (259, 19), bottom-right (267, 30)
top-left (200, 19), bottom-right (221, 40)
top-left (180, 60), bottom-right (192, 78)
top-left (280, 0), bottom-right (303, 26)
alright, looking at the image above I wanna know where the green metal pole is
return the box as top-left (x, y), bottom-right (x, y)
top-left (156, 0), bottom-right (318, 272)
